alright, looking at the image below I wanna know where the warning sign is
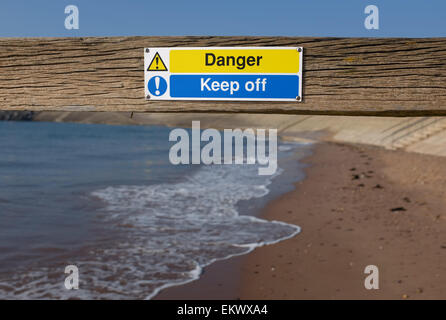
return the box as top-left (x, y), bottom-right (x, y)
top-left (144, 47), bottom-right (303, 101)
top-left (147, 52), bottom-right (168, 71)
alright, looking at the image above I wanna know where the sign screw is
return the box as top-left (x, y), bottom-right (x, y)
top-left (146, 94), bottom-right (151, 100)
top-left (296, 96), bottom-right (301, 101)
top-left (297, 48), bottom-right (302, 52)
top-left (145, 48), bottom-right (150, 53)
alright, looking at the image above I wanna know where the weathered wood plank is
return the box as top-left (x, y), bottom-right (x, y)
top-left (1, 36), bottom-right (446, 116)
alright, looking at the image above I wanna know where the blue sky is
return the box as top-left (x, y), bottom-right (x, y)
top-left (0, 1), bottom-right (445, 38)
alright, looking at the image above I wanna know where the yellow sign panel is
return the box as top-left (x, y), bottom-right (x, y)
top-left (170, 48), bottom-right (300, 73)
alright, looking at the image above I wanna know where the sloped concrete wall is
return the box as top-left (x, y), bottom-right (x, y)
top-left (32, 112), bottom-right (446, 158)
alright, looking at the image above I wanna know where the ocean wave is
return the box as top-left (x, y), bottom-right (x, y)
top-left (0, 163), bottom-right (300, 299)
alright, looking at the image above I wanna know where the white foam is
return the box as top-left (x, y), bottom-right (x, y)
top-left (0, 157), bottom-right (302, 299)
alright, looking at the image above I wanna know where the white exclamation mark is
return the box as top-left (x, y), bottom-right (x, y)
top-left (155, 76), bottom-right (160, 95)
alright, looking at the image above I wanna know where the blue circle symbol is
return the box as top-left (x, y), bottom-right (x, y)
top-left (148, 76), bottom-right (168, 97)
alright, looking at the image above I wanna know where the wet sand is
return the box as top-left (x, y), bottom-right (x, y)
top-left (156, 142), bottom-right (445, 300)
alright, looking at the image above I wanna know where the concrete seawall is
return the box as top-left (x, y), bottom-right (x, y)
top-left (26, 112), bottom-right (446, 158)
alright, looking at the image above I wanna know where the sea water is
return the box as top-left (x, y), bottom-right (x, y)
top-left (0, 121), bottom-right (309, 299)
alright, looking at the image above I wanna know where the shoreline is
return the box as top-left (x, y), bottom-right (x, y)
top-left (153, 142), bottom-right (311, 300)
top-left (156, 141), bottom-right (445, 300)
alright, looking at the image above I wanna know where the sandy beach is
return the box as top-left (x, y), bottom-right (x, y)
top-left (157, 142), bottom-right (445, 300)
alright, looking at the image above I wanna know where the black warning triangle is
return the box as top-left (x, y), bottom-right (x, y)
top-left (147, 52), bottom-right (168, 71)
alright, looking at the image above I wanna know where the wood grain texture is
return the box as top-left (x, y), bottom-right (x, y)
top-left (1, 36), bottom-right (446, 116)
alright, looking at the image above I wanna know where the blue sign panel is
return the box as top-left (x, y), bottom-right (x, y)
top-left (170, 75), bottom-right (299, 100)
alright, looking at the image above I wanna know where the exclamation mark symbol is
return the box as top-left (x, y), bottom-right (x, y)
top-left (155, 76), bottom-right (160, 95)
top-left (155, 56), bottom-right (159, 70)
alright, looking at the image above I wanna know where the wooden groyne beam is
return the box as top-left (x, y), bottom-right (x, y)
top-left (1, 36), bottom-right (446, 116)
